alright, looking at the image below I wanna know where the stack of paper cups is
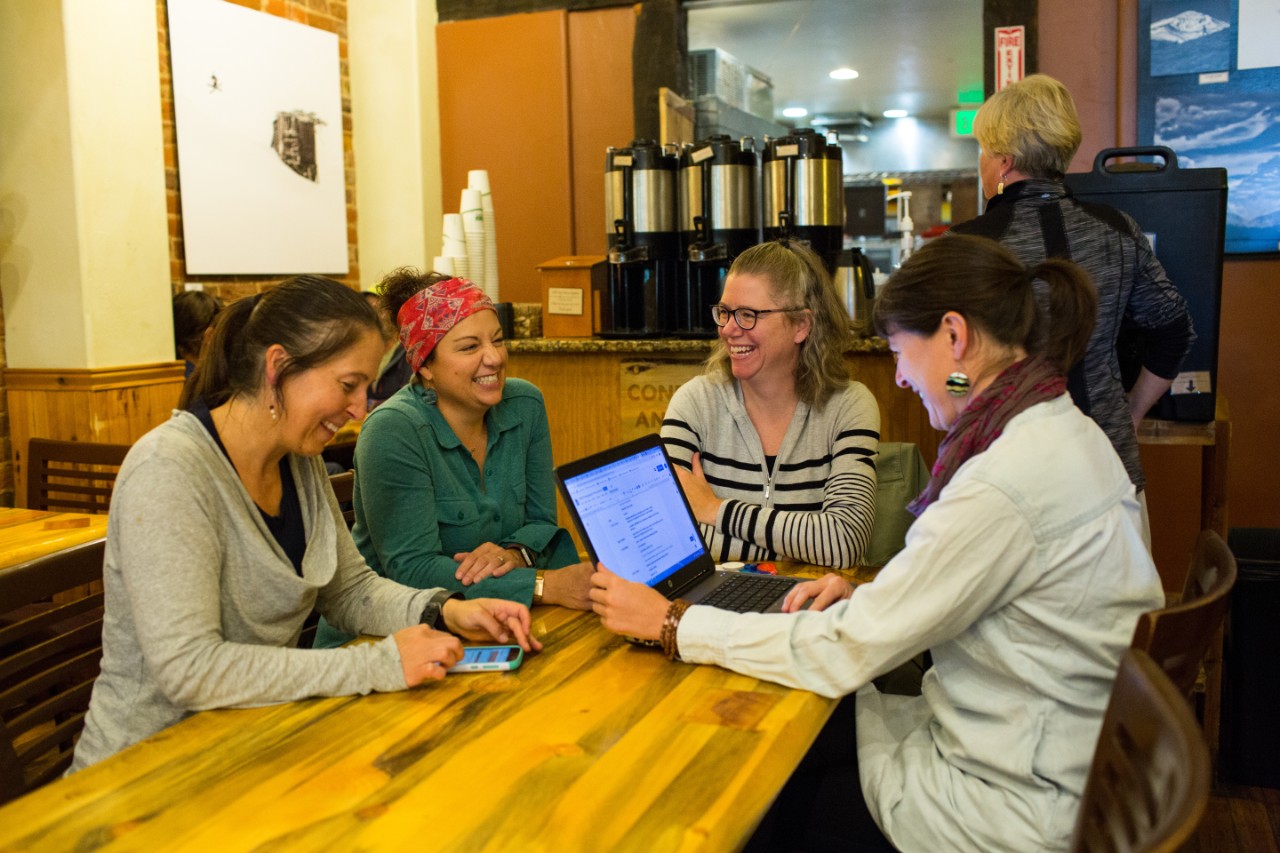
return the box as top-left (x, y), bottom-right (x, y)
top-left (432, 256), bottom-right (455, 276)
top-left (441, 213), bottom-right (468, 280)
top-left (469, 170), bottom-right (499, 300)
top-left (460, 188), bottom-right (486, 294)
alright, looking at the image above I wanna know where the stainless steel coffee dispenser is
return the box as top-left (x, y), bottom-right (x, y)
top-left (762, 128), bottom-right (844, 271)
top-left (678, 135), bottom-right (760, 337)
top-left (603, 140), bottom-right (680, 338)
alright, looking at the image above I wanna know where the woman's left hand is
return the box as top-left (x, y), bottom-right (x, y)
top-left (782, 573), bottom-right (853, 613)
top-left (589, 564), bottom-right (670, 641)
top-left (454, 543), bottom-right (523, 585)
top-left (441, 598), bottom-right (544, 653)
top-left (675, 453), bottom-right (724, 526)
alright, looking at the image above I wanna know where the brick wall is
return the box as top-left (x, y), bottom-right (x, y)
top-left (0, 1), bottom-right (360, 507)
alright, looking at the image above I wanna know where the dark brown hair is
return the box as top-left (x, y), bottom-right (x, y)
top-left (180, 276), bottom-right (381, 410)
top-left (172, 290), bottom-right (222, 361)
top-left (377, 267), bottom-right (456, 370)
top-left (873, 234), bottom-right (1097, 372)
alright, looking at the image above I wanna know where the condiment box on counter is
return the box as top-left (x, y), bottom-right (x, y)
top-left (536, 255), bottom-right (607, 338)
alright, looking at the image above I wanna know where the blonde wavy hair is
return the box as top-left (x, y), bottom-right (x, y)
top-left (974, 74), bottom-right (1082, 178)
top-left (705, 240), bottom-right (853, 409)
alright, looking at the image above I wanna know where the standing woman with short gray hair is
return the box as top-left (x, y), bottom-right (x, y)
top-left (953, 73), bottom-right (1195, 543)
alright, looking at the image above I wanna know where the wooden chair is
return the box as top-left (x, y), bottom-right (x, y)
top-left (25, 438), bottom-right (132, 513)
top-left (328, 470), bottom-right (356, 530)
top-left (0, 539), bottom-right (107, 805)
top-left (299, 470), bottom-right (357, 649)
top-left (1070, 648), bottom-right (1211, 853)
top-left (1131, 530), bottom-right (1237, 700)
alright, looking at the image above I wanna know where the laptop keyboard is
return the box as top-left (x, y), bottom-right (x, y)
top-left (701, 573), bottom-right (797, 613)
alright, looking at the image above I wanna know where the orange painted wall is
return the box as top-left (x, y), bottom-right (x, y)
top-left (568, 6), bottom-right (636, 256)
top-left (437, 11), bottom-right (575, 305)
top-left (1041, 1), bottom-right (1280, 586)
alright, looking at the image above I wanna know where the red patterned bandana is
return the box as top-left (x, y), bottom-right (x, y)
top-left (396, 277), bottom-right (495, 372)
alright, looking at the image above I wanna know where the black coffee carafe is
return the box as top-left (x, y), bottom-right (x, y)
top-left (762, 128), bottom-right (844, 271)
top-left (603, 140), bottom-right (680, 338)
top-left (678, 135), bottom-right (760, 337)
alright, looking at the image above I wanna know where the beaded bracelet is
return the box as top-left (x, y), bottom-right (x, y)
top-left (660, 598), bottom-right (692, 661)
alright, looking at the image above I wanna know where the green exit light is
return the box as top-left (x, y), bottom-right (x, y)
top-left (951, 108), bottom-right (977, 137)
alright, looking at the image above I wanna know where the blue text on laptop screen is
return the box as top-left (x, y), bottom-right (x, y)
top-left (562, 444), bottom-right (703, 585)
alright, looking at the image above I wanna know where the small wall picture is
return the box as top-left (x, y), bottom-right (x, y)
top-left (167, 0), bottom-right (348, 274)
top-left (1149, 0), bottom-right (1233, 77)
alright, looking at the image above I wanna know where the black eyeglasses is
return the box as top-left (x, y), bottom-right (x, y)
top-left (710, 304), bottom-right (803, 330)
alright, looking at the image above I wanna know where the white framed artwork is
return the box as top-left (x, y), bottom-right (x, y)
top-left (167, 0), bottom-right (348, 274)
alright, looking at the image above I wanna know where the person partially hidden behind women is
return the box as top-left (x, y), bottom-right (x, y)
top-left (313, 270), bottom-right (593, 650)
top-left (661, 240), bottom-right (879, 568)
top-left (953, 74), bottom-right (1195, 542)
top-left (70, 277), bottom-right (539, 772)
top-left (172, 289), bottom-right (222, 378)
top-left (590, 235), bottom-right (1164, 852)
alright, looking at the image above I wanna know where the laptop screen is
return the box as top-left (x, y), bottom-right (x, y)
top-left (558, 440), bottom-right (705, 586)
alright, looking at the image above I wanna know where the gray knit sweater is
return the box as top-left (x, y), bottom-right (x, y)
top-left (661, 376), bottom-right (879, 567)
top-left (71, 411), bottom-right (446, 771)
top-left (951, 179), bottom-right (1195, 490)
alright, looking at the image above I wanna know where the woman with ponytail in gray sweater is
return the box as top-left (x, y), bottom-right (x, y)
top-left (72, 277), bottom-right (538, 771)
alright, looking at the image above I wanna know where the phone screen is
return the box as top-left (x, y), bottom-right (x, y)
top-left (461, 646), bottom-right (519, 665)
top-left (447, 645), bottom-right (523, 673)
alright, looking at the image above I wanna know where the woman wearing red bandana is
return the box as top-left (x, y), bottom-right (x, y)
top-left (315, 271), bottom-right (593, 649)
top-left (588, 236), bottom-right (1163, 852)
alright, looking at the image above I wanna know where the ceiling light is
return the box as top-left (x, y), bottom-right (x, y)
top-left (782, 107), bottom-right (809, 118)
top-left (829, 67), bottom-right (859, 80)
top-left (883, 109), bottom-right (908, 119)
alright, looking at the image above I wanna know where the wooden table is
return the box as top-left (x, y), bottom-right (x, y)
top-left (0, 507), bottom-right (108, 570)
top-left (0, 564), bottom-right (874, 852)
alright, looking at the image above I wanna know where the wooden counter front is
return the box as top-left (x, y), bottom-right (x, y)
top-left (505, 337), bottom-right (940, 473)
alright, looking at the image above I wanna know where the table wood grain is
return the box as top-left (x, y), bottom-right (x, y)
top-left (0, 564), bottom-right (872, 852)
top-left (0, 508), bottom-right (108, 570)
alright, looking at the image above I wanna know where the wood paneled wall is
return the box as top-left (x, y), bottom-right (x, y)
top-left (568, 6), bottom-right (637, 256)
top-left (6, 363), bottom-right (184, 506)
top-left (437, 12), bottom-right (576, 305)
top-left (436, 6), bottom-right (637, 304)
top-left (506, 348), bottom-right (940, 542)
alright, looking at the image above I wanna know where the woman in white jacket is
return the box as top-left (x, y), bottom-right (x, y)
top-left (590, 235), bottom-right (1163, 852)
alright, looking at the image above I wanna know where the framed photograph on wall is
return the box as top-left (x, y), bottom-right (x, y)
top-left (167, 0), bottom-right (348, 274)
top-left (1137, 0), bottom-right (1280, 254)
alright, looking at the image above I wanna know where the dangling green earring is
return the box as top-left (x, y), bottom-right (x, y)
top-left (946, 372), bottom-right (971, 396)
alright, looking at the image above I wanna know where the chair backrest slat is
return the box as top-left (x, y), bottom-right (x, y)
top-left (25, 437), bottom-right (131, 513)
top-left (1131, 529), bottom-right (1237, 700)
top-left (1069, 648), bottom-right (1211, 852)
top-left (0, 539), bottom-right (106, 806)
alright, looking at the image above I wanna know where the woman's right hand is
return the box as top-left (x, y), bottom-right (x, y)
top-left (539, 561), bottom-right (596, 611)
top-left (392, 624), bottom-right (464, 687)
top-left (782, 573), bottom-right (853, 613)
top-left (589, 564), bottom-right (670, 641)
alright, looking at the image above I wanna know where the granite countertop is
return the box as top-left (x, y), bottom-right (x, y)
top-left (507, 336), bottom-right (889, 354)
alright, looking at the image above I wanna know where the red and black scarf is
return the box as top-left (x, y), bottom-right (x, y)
top-left (908, 355), bottom-right (1066, 517)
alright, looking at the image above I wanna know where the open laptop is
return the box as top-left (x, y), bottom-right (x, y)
top-left (555, 434), bottom-right (800, 615)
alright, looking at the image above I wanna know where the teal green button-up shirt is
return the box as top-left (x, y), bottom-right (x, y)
top-left (314, 378), bottom-right (577, 648)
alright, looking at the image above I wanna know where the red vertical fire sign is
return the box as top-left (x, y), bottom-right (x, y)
top-left (995, 26), bottom-right (1025, 91)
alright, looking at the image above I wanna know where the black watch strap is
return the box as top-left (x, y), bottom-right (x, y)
top-left (421, 591), bottom-right (465, 630)
top-left (505, 543), bottom-right (535, 567)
